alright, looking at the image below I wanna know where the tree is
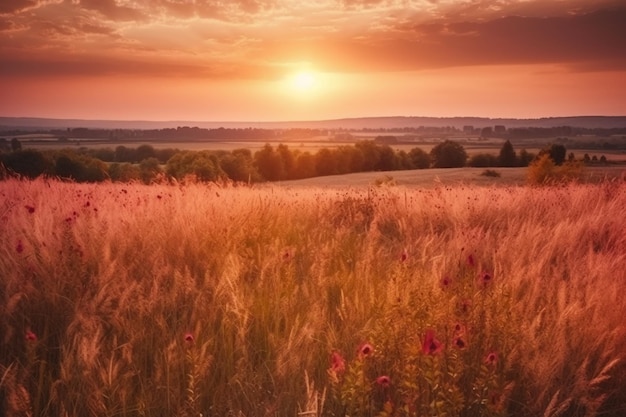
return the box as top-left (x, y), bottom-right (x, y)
top-left (139, 157), bottom-right (162, 184)
top-left (430, 140), bottom-right (468, 168)
top-left (254, 144), bottom-right (285, 181)
top-left (518, 149), bottom-right (534, 166)
top-left (408, 147), bottom-right (430, 169)
top-left (315, 148), bottom-right (338, 176)
top-left (220, 148), bottom-right (257, 183)
top-left (498, 140), bottom-right (517, 167)
top-left (468, 153), bottom-right (499, 167)
top-left (377, 145), bottom-right (398, 171)
top-left (277, 144), bottom-right (296, 179)
top-left (548, 144), bottom-right (567, 165)
top-left (2, 149), bottom-right (50, 178)
top-left (136, 144), bottom-right (156, 162)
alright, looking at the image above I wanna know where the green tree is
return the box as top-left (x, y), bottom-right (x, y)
top-left (136, 144), bottom-right (156, 162)
top-left (293, 151), bottom-right (316, 179)
top-left (277, 144), bottom-right (296, 179)
top-left (2, 149), bottom-right (50, 178)
top-left (139, 157), bottom-right (162, 184)
top-left (468, 153), bottom-right (499, 167)
top-left (498, 140), bottom-right (517, 167)
top-left (315, 148), bottom-right (338, 176)
top-left (220, 148), bottom-right (257, 183)
top-left (108, 163), bottom-right (140, 182)
top-left (430, 140), bottom-right (468, 168)
top-left (518, 149), bottom-right (534, 166)
top-left (408, 147), bottom-right (430, 169)
top-left (377, 145), bottom-right (398, 171)
top-left (254, 144), bottom-right (285, 181)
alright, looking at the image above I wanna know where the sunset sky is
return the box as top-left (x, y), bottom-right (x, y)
top-left (1, 0), bottom-right (625, 122)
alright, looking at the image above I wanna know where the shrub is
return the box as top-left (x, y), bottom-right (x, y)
top-left (481, 169), bottom-right (501, 177)
top-left (527, 154), bottom-right (584, 185)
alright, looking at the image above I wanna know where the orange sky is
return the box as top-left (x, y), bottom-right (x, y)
top-left (1, 0), bottom-right (625, 122)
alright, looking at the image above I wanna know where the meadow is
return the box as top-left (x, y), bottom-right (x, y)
top-left (1, 176), bottom-right (625, 416)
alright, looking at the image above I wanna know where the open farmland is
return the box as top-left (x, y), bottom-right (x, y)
top-left (1, 177), bottom-right (625, 417)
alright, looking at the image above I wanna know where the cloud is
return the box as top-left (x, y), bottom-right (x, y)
top-left (0, 0), bottom-right (625, 82)
top-left (0, 0), bottom-right (37, 15)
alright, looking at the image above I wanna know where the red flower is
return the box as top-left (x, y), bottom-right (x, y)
top-left (376, 375), bottom-right (391, 387)
top-left (485, 351), bottom-right (498, 366)
top-left (400, 249), bottom-right (408, 263)
top-left (467, 254), bottom-right (475, 267)
top-left (16, 241), bottom-right (24, 254)
top-left (25, 330), bottom-right (37, 342)
top-left (184, 333), bottom-right (194, 344)
top-left (421, 329), bottom-right (444, 355)
top-left (479, 272), bottom-right (493, 287)
top-left (25, 205), bottom-right (35, 214)
top-left (439, 276), bottom-right (452, 289)
top-left (453, 336), bottom-right (466, 350)
top-left (359, 342), bottom-right (373, 358)
top-left (330, 351), bottom-right (346, 375)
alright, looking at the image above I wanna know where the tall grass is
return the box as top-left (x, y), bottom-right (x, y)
top-left (1, 178), bottom-right (625, 416)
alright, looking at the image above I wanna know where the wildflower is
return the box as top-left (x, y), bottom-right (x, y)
top-left (439, 275), bottom-right (452, 289)
top-left (16, 241), bottom-right (24, 254)
top-left (400, 249), bottom-right (408, 263)
top-left (359, 342), bottom-right (373, 358)
top-left (330, 351), bottom-right (346, 375)
top-left (485, 351), bottom-right (498, 366)
top-left (25, 330), bottom-right (37, 342)
top-left (25, 205), bottom-right (35, 214)
top-left (421, 329), bottom-right (444, 355)
top-left (376, 375), bottom-right (391, 388)
top-left (453, 336), bottom-right (466, 350)
top-left (453, 322), bottom-right (466, 335)
top-left (467, 254), bottom-right (475, 267)
top-left (479, 272), bottom-right (493, 287)
top-left (184, 332), bottom-right (194, 345)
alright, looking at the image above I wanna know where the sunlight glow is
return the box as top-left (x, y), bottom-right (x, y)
top-left (291, 71), bottom-right (316, 92)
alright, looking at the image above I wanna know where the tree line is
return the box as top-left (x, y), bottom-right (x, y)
top-left (0, 139), bottom-right (598, 184)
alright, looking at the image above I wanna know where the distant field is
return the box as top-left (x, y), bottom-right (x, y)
top-left (278, 166), bottom-right (626, 188)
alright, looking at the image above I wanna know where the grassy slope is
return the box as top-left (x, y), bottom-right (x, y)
top-left (1, 178), bottom-right (625, 416)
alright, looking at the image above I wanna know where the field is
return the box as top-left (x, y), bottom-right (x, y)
top-left (1, 177), bottom-right (626, 416)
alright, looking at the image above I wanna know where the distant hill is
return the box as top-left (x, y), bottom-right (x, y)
top-left (2, 115), bottom-right (626, 131)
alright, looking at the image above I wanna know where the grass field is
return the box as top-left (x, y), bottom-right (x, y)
top-left (1, 177), bottom-right (625, 416)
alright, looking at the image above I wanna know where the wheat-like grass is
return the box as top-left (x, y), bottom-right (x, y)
top-left (1, 177), bottom-right (625, 416)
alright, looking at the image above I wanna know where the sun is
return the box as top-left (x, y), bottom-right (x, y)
top-left (290, 71), bottom-right (316, 92)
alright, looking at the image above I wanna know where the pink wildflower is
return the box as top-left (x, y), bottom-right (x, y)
top-left (467, 254), bottom-right (475, 267)
top-left (421, 329), bottom-right (444, 355)
top-left (359, 342), bottom-right (373, 358)
top-left (485, 351), bottom-right (498, 366)
top-left (16, 241), bottom-right (24, 254)
top-left (25, 330), bottom-right (37, 342)
top-left (453, 336), bottom-right (467, 350)
top-left (400, 249), bottom-right (408, 263)
top-left (479, 272), bottom-right (493, 287)
top-left (330, 351), bottom-right (346, 375)
top-left (439, 276), bottom-right (452, 289)
top-left (376, 375), bottom-right (391, 388)
top-left (25, 205), bottom-right (35, 214)
top-left (184, 332), bottom-right (194, 344)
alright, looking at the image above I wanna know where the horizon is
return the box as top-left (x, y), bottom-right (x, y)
top-left (2, 1), bottom-right (626, 121)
